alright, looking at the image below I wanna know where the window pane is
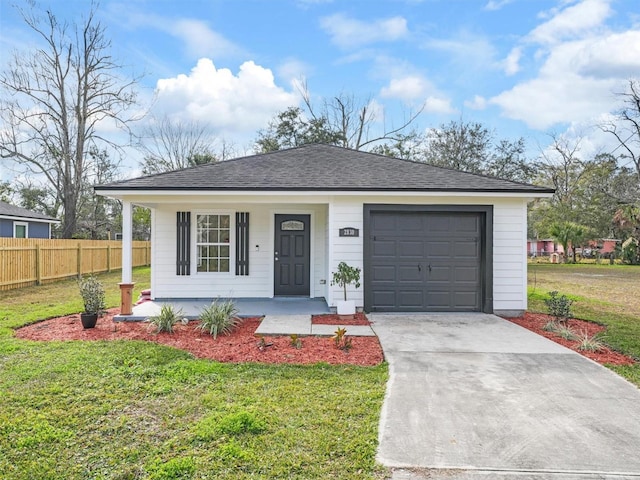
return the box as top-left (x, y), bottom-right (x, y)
top-left (15, 225), bottom-right (27, 238)
top-left (220, 215), bottom-right (230, 228)
top-left (211, 246), bottom-right (219, 258)
top-left (219, 259), bottom-right (229, 272)
top-left (211, 215), bottom-right (219, 228)
top-left (220, 229), bottom-right (230, 243)
top-left (220, 246), bottom-right (229, 258)
top-left (209, 259), bottom-right (219, 272)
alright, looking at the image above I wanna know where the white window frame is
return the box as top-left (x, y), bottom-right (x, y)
top-left (14, 221), bottom-right (28, 238)
top-left (193, 211), bottom-right (235, 275)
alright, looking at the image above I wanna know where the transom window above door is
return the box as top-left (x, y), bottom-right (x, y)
top-left (196, 214), bottom-right (230, 273)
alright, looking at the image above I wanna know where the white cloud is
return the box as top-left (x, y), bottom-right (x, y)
top-left (423, 31), bottom-right (498, 73)
top-left (277, 58), bottom-right (311, 87)
top-left (464, 95), bottom-right (488, 110)
top-left (319, 13), bottom-right (408, 49)
top-left (490, 0), bottom-right (639, 131)
top-left (528, 0), bottom-right (612, 45)
top-left (503, 47), bottom-right (521, 75)
top-left (153, 58), bottom-right (297, 137)
top-left (169, 19), bottom-right (242, 59)
top-left (379, 75), bottom-right (454, 113)
top-left (484, 0), bottom-right (514, 11)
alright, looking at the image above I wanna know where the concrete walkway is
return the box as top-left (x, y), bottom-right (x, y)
top-left (370, 313), bottom-right (640, 479)
top-left (255, 315), bottom-right (376, 336)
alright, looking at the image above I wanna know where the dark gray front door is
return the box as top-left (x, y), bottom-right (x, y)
top-left (274, 214), bottom-right (310, 296)
top-left (367, 211), bottom-right (483, 312)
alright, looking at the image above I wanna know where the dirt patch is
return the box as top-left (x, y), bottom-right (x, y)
top-left (505, 312), bottom-right (636, 366)
top-left (15, 309), bottom-right (384, 366)
top-left (311, 312), bottom-right (371, 325)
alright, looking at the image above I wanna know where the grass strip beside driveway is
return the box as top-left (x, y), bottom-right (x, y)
top-left (528, 263), bottom-right (640, 387)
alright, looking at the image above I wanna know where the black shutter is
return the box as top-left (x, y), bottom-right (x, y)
top-left (236, 212), bottom-right (249, 276)
top-left (176, 211), bottom-right (191, 275)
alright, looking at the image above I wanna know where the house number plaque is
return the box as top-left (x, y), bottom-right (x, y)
top-left (339, 227), bottom-right (359, 237)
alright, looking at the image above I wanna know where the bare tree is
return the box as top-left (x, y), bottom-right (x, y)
top-left (0, 2), bottom-right (138, 238)
top-left (255, 81), bottom-right (424, 153)
top-left (137, 116), bottom-right (224, 174)
top-left (299, 81), bottom-right (424, 150)
top-left (601, 79), bottom-right (640, 187)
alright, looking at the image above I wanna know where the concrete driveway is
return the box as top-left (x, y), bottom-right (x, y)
top-left (370, 313), bottom-right (640, 479)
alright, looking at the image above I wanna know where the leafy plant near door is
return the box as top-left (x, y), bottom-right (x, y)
top-left (331, 262), bottom-right (361, 316)
top-left (146, 304), bottom-right (185, 333)
top-left (332, 327), bottom-right (353, 351)
top-left (77, 275), bottom-right (106, 329)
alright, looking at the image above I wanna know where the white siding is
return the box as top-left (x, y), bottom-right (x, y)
top-left (151, 202), bottom-right (327, 299)
top-left (146, 192), bottom-right (530, 313)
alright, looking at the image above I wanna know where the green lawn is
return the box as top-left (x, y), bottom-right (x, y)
top-left (0, 268), bottom-right (388, 479)
top-left (528, 263), bottom-right (640, 386)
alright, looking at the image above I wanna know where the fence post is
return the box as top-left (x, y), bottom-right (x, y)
top-left (107, 244), bottom-right (111, 272)
top-left (36, 243), bottom-right (42, 286)
top-left (77, 242), bottom-right (82, 279)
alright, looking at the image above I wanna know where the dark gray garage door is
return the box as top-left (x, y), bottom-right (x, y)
top-left (367, 211), bottom-right (483, 312)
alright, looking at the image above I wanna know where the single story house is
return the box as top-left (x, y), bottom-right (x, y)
top-left (0, 201), bottom-right (59, 238)
top-left (96, 144), bottom-right (553, 316)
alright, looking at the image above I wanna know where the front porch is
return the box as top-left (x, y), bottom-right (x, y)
top-left (115, 297), bottom-right (331, 321)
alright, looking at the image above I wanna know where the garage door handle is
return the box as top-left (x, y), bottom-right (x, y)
top-left (428, 264), bottom-right (432, 272)
top-left (418, 264), bottom-right (421, 272)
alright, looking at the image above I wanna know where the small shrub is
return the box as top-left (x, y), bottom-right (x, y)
top-left (577, 331), bottom-right (605, 352)
top-left (544, 291), bottom-right (574, 322)
top-left (77, 274), bottom-right (106, 315)
top-left (146, 304), bottom-right (183, 333)
top-left (332, 327), bottom-right (352, 351)
top-left (289, 334), bottom-right (302, 349)
top-left (196, 299), bottom-right (240, 339)
top-left (555, 324), bottom-right (578, 341)
top-left (543, 320), bottom-right (559, 332)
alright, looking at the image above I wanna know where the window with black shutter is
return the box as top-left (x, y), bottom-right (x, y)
top-left (236, 212), bottom-right (249, 275)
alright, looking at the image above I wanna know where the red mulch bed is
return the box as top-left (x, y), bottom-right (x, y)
top-left (311, 312), bottom-right (371, 325)
top-left (14, 309), bottom-right (384, 366)
top-left (505, 312), bottom-right (636, 366)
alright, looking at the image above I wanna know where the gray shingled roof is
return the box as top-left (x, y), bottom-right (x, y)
top-left (97, 143), bottom-right (553, 193)
top-left (0, 201), bottom-right (58, 222)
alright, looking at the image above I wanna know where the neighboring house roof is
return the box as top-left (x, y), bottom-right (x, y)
top-left (97, 143), bottom-right (554, 194)
top-left (0, 201), bottom-right (59, 222)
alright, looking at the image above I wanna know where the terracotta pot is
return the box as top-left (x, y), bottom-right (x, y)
top-left (80, 313), bottom-right (98, 329)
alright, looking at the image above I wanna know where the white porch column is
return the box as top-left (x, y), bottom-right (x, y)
top-left (119, 200), bottom-right (135, 315)
top-left (121, 200), bottom-right (133, 283)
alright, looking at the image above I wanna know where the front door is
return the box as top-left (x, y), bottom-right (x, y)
top-left (274, 214), bottom-right (310, 296)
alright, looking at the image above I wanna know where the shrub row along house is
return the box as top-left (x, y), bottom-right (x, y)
top-left (96, 144), bottom-right (553, 316)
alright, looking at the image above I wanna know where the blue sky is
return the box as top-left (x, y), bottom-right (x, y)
top-left (1, 0), bottom-right (639, 175)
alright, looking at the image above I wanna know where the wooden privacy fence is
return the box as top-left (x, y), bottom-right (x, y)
top-left (0, 238), bottom-right (151, 291)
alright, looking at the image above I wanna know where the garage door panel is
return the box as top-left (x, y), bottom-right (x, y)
top-left (372, 265), bottom-right (397, 282)
top-left (399, 240), bottom-right (424, 257)
top-left (370, 290), bottom-right (396, 307)
top-left (398, 290), bottom-right (425, 307)
top-left (398, 265), bottom-right (422, 282)
top-left (373, 240), bottom-right (397, 257)
top-left (427, 241), bottom-right (452, 257)
top-left (369, 210), bottom-right (483, 312)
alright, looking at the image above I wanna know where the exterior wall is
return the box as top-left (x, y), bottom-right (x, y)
top-left (150, 201), bottom-right (327, 299)
top-left (0, 218), bottom-right (51, 238)
top-left (146, 193), bottom-right (529, 314)
top-left (326, 195), bottom-right (528, 313)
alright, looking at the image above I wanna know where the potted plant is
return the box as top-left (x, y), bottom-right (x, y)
top-left (331, 261), bottom-right (361, 317)
top-left (78, 274), bottom-right (106, 329)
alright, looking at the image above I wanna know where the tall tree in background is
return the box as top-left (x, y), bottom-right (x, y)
top-left (138, 116), bottom-right (223, 175)
top-left (601, 79), bottom-right (640, 187)
top-left (255, 82), bottom-right (424, 153)
top-left (0, 2), bottom-right (138, 238)
top-left (420, 120), bottom-right (533, 183)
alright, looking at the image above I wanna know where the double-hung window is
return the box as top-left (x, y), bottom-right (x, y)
top-left (196, 214), bottom-right (231, 273)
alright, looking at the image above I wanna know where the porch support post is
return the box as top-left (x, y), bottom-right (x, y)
top-left (119, 200), bottom-right (135, 315)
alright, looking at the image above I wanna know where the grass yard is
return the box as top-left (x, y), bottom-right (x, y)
top-left (0, 268), bottom-right (388, 479)
top-left (528, 263), bottom-right (640, 387)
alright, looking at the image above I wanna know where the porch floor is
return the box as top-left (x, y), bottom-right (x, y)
top-left (115, 297), bottom-right (331, 322)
